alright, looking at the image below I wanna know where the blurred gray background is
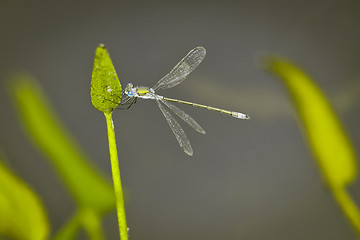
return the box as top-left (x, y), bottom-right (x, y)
top-left (1, 0), bottom-right (360, 239)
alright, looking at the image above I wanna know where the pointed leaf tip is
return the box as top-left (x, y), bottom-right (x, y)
top-left (91, 45), bottom-right (122, 113)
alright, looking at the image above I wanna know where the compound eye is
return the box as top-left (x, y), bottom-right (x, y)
top-left (125, 83), bottom-right (134, 96)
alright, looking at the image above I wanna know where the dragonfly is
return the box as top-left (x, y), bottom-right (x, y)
top-left (120, 46), bottom-right (249, 156)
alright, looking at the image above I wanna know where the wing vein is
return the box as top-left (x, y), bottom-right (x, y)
top-left (160, 99), bottom-right (206, 134)
top-left (156, 99), bottom-right (193, 156)
top-left (153, 47), bottom-right (206, 91)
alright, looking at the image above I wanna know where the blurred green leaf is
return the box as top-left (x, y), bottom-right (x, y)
top-left (266, 57), bottom-right (360, 235)
top-left (54, 209), bottom-right (104, 240)
top-left (79, 208), bottom-right (105, 240)
top-left (0, 158), bottom-right (49, 240)
top-left (266, 57), bottom-right (357, 187)
top-left (9, 74), bottom-right (116, 238)
top-left (53, 212), bottom-right (81, 240)
top-left (91, 44), bottom-right (122, 113)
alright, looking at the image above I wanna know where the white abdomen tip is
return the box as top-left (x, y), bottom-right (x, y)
top-left (233, 112), bottom-right (250, 119)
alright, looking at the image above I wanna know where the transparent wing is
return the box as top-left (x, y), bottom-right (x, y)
top-left (156, 99), bottom-right (193, 156)
top-left (153, 47), bottom-right (206, 91)
top-left (160, 99), bottom-right (206, 134)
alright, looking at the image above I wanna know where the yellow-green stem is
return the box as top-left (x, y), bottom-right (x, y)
top-left (104, 112), bottom-right (128, 240)
top-left (334, 188), bottom-right (360, 236)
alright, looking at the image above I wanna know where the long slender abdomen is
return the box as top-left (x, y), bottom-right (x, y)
top-left (163, 97), bottom-right (250, 119)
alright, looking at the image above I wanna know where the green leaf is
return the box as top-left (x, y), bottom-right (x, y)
top-left (91, 44), bottom-right (122, 113)
top-left (266, 56), bottom-right (360, 235)
top-left (0, 158), bottom-right (49, 240)
top-left (9, 74), bottom-right (116, 238)
top-left (54, 209), bottom-right (104, 240)
top-left (53, 212), bottom-right (81, 240)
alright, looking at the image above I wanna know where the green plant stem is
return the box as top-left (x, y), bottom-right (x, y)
top-left (334, 188), bottom-right (360, 236)
top-left (53, 212), bottom-right (81, 240)
top-left (104, 112), bottom-right (128, 240)
top-left (79, 209), bottom-right (104, 240)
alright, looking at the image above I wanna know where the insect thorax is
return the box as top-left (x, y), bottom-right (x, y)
top-left (135, 86), bottom-right (157, 99)
top-left (136, 86), bottom-right (150, 95)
